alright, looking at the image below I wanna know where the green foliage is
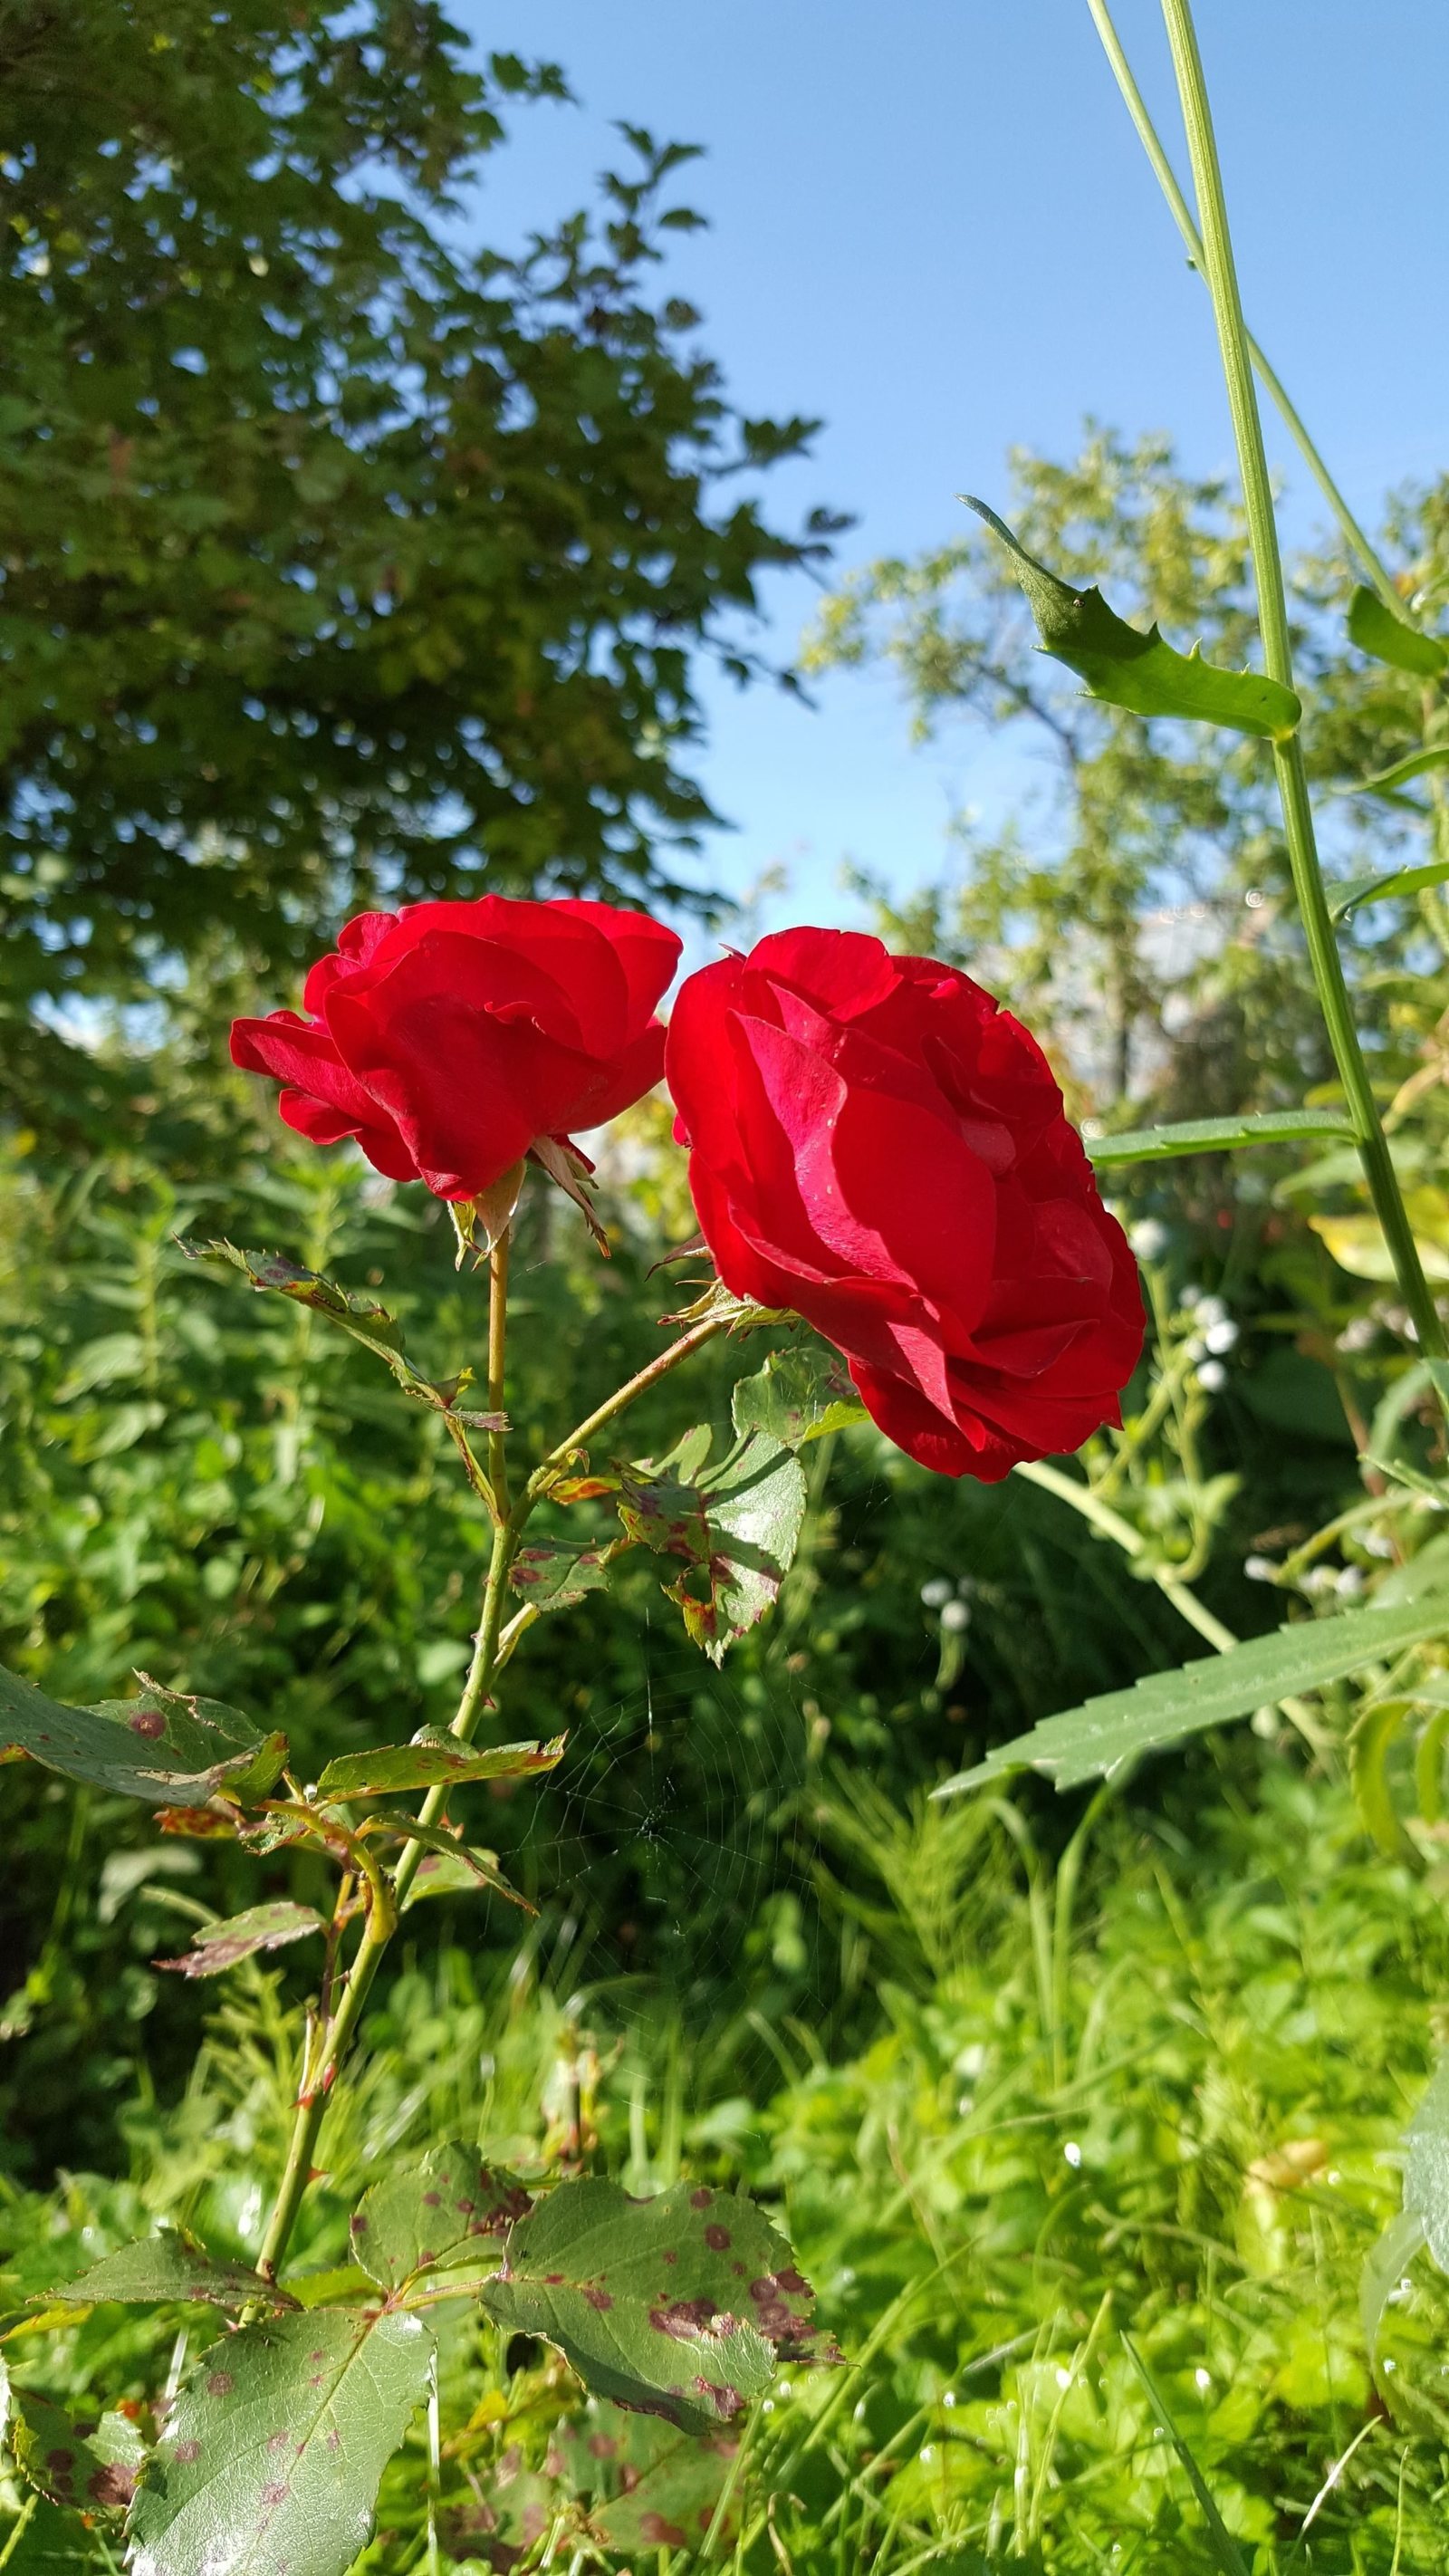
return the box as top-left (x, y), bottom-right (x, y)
top-left (312, 1731), bottom-right (563, 1801)
top-left (1347, 583), bottom-right (1449, 676)
top-left (0, 1665), bottom-right (286, 1807)
top-left (730, 1341), bottom-right (869, 1447)
top-left (618, 1428), bottom-right (809, 1663)
top-left (0, 1), bottom-right (831, 1055)
top-left (964, 495), bottom-right (1301, 738)
top-left (1087, 1108), bottom-right (1355, 1164)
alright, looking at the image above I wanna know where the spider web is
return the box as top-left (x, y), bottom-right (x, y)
top-left (508, 1619), bottom-right (827, 2031)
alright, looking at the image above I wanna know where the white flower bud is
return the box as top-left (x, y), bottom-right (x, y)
top-left (939, 1600), bottom-right (971, 1633)
top-left (920, 1578), bottom-right (953, 1610)
top-left (1193, 1294), bottom-right (1228, 1328)
top-left (1196, 1359), bottom-right (1226, 1392)
top-left (1335, 1565), bottom-right (1366, 1600)
top-left (1243, 1555), bottom-right (1277, 1582)
top-left (1128, 1218), bottom-right (1169, 1263)
top-left (1204, 1319), bottom-right (1238, 1354)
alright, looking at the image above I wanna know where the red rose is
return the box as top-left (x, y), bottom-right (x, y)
top-left (231, 897), bottom-right (681, 1200)
top-left (665, 928), bottom-right (1143, 1479)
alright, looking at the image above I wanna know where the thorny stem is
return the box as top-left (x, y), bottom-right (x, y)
top-left (253, 1280), bottom-right (734, 2290)
top-left (1158, 0), bottom-right (1448, 1381)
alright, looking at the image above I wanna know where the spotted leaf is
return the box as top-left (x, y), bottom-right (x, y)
top-left (155, 1901), bottom-right (326, 1978)
top-left (349, 2141), bottom-right (531, 2294)
top-left (0, 1663), bottom-right (285, 1807)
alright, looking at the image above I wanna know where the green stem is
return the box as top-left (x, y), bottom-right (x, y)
top-left (1087, 0), bottom-right (1404, 616)
top-left (252, 1285), bottom-right (729, 2290)
top-left (1159, 0), bottom-right (1447, 1375)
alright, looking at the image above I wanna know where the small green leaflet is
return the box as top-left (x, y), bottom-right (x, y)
top-left (314, 1727), bottom-right (563, 1800)
top-left (618, 1431), bottom-right (807, 1665)
top-left (127, 2307), bottom-right (434, 2576)
top-left (730, 1341), bottom-right (868, 1448)
top-left (965, 495), bottom-right (1301, 741)
top-left (1327, 857), bottom-right (1449, 921)
top-left (181, 1241), bottom-right (506, 1431)
top-left (1405, 2054), bottom-right (1449, 2272)
top-left (155, 1900), bottom-right (326, 1979)
top-left (0, 1663), bottom-right (286, 1807)
top-left (1347, 583), bottom-right (1448, 678)
top-left (1, 2359), bottom-right (144, 2514)
top-left (509, 1538), bottom-right (614, 1611)
top-left (370, 1815), bottom-right (534, 1912)
top-left (1334, 744), bottom-right (1449, 802)
top-left (936, 1589), bottom-right (1449, 1797)
top-left (53, 2229), bottom-right (293, 2312)
top-left (348, 2140), bottom-right (531, 2292)
top-left (1086, 1108), bottom-right (1354, 1167)
top-left (547, 2404), bottom-right (740, 2553)
top-left (480, 2177), bottom-right (831, 2434)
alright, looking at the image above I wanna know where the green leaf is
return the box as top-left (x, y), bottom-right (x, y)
top-left (155, 1900), bottom-right (327, 1979)
top-left (730, 1342), bottom-right (868, 1448)
top-left (1347, 583), bottom-right (1448, 677)
top-left (1333, 744), bottom-right (1449, 801)
top-left (618, 1432), bottom-right (807, 1666)
top-left (53, 2229), bottom-right (293, 2312)
top-left (1119, 2338), bottom-right (1250, 2576)
top-left (509, 1538), bottom-right (614, 1612)
top-left (0, 2359), bottom-right (143, 2514)
top-left (373, 1817), bottom-right (534, 1913)
top-left (1405, 2054), bottom-right (1449, 2272)
top-left (126, 2307), bottom-right (433, 2576)
top-left (1086, 1109), bottom-right (1354, 1166)
top-left (479, 2176), bottom-right (832, 2433)
top-left (965, 496), bottom-right (1301, 741)
top-left (1327, 857), bottom-right (1449, 920)
top-left (548, 2403), bottom-right (740, 2554)
top-left (0, 1663), bottom-right (286, 1808)
top-left (348, 2141), bottom-right (531, 2293)
top-left (1359, 2207), bottom-right (1426, 2398)
top-left (314, 1727), bottom-right (563, 1801)
top-left (180, 1243), bottom-right (506, 1431)
top-left (936, 1590), bottom-right (1449, 1797)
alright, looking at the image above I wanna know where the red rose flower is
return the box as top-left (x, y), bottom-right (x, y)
top-left (231, 896), bottom-right (681, 1200)
top-left (665, 928), bottom-right (1143, 1479)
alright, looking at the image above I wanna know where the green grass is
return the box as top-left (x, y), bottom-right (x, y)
top-left (4, 1741), bottom-right (1449, 2570)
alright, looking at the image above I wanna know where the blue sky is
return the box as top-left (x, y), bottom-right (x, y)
top-left (455, 3), bottom-right (1449, 935)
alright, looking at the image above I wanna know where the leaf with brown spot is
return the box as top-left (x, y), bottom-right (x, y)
top-left (53, 2227), bottom-right (296, 2312)
top-left (617, 1431), bottom-right (807, 1667)
top-left (480, 2177), bottom-right (829, 2432)
top-left (1, 2359), bottom-right (144, 2514)
top-left (127, 2307), bottom-right (433, 2576)
top-left (547, 2401), bottom-right (741, 2553)
top-left (509, 1538), bottom-right (615, 1612)
top-left (314, 1727), bottom-right (563, 1801)
top-left (155, 1900), bottom-right (326, 1979)
top-left (350, 2141), bottom-right (531, 2295)
top-left (0, 1660), bottom-right (286, 1807)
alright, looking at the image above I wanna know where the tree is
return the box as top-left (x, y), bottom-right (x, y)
top-left (0, 0), bottom-right (833, 1043)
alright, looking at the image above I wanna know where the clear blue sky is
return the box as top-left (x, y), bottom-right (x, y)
top-left (455, 3), bottom-right (1449, 934)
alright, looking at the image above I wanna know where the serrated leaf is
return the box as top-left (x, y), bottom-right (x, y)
top-left (618, 1433), bottom-right (807, 1667)
top-left (126, 2307), bottom-right (433, 2576)
top-left (966, 495), bottom-right (1301, 741)
top-left (730, 1342), bottom-right (868, 1448)
top-left (372, 1817), bottom-right (533, 1913)
top-left (936, 1590), bottom-right (1449, 1797)
top-left (509, 1539), bottom-right (614, 1611)
top-left (155, 1901), bottom-right (326, 1979)
top-left (1087, 1109), bottom-right (1354, 1167)
top-left (0, 2359), bottom-right (143, 2514)
top-left (180, 1242), bottom-right (505, 1431)
top-left (1327, 856), bottom-right (1449, 920)
top-left (348, 2142), bottom-right (530, 2293)
top-left (548, 2403), bottom-right (740, 2553)
top-left (315, 1728), bottom-right (563, 1800)
top-left (1347, 583), bottom-right (1448, 677)
top-left (1405, 2055), bottom-right (1449, 2272)
top-left (53, 2230), bottom-right (293, 2312)
top-left (530, 1136), bottom-right (609, 1252)
top-left (479, 2177), bottom-right (831, 2433)
top-left (0, 1664), bottom-right (286, 1808)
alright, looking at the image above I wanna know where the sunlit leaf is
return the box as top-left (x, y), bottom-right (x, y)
top-left (1347, 583), bottom-right (1448, 678)
top-left (314, 1727), bottom-right (563, 1800)
top-left (374, 1817), bottom-right (533, 1912)
top-left (1087, 1109), bottom-right (1354, 1166)
top-left (1333, 745), bottom-right (1449, 802)
top-left (0, 1664), bottom-right (286, 1808)
top-left (618, 1433), bottom-right (807, 1665)
top-left (936, 1590), bottom-right (1449, 1796)
top-left (1327, 857), bottom-right (1449, 920)
top-left (54, 2230), bottom-right (293, 2312)
top-left (1405, 2054), bottom-right (1449, 2273)
top-left (480, 2177), bottom-right (832, 2433)
top-left (155, 1900), bottom-right (326, 1979)
top-left (348, 2141), bottom-right (530, 2293)
top-left (1310, 1194), bottom-right (1449, 1283)
top-left (965, 495), bottom-right (1300, 740)
top-left (126, 2307), bottom-right (433, 2576)
top-left (509, 1539), bottom-right (614, 1612)
top-left (547, 2402), bottom-right (740, 2553)
top-left (730, 1342), bottom-right (868, 1448)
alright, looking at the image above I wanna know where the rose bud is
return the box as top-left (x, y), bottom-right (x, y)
top-left (231, 897), bottom-right (681, 1202)
top-left (665, 928), bottom-right (1143, 1480)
